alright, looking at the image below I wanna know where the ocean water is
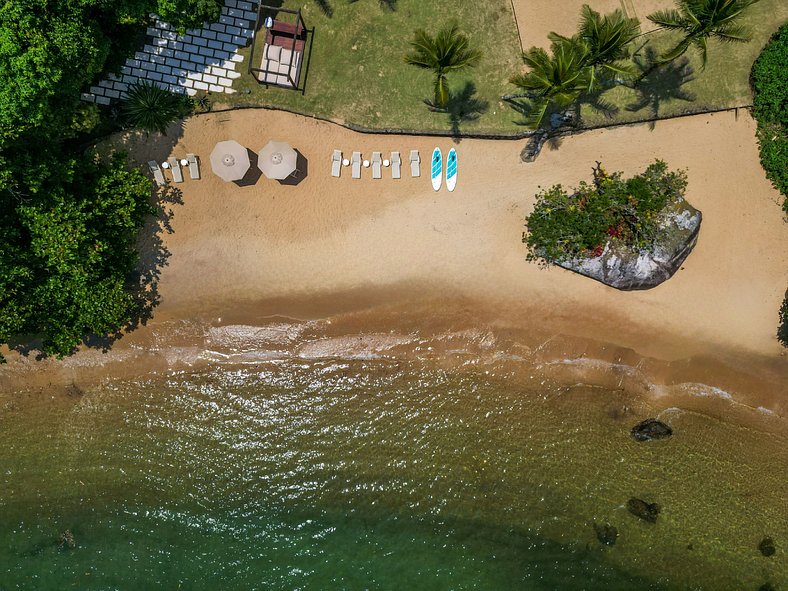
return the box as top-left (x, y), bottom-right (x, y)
top-left (1, 352), bottom-right (786, 590)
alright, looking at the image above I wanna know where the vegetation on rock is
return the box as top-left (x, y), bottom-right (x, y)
top-left (523, 161), bottom-right (688, 264)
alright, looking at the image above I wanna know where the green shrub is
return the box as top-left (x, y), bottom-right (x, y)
top-left (750, 24), bottom-right (788, 214)
top-left (524, 160), bottom-right (687, 264)
top-left (779, 290), bottom-right (788, 347)
top-left (120, 81), bottom-right (192, 134)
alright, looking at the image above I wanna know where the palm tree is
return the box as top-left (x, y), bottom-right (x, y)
top-left (575, 5), bottom-right (641, 84)
top-left (507, 6), bottom-right (640, 128)
top-left (507, 38), bottom-right (592, 128)
top-left (120, 81), bottom-right (190, 135)
top-left (404, 24), bottom-right (482, 109)
top-left (647, 0), bottom-right (762, 69)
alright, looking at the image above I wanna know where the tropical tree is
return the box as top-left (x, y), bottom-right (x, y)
top-left (120, 81), bottom-right (192, 135)
top-left (508, 39), bottom-right (591, 128)
top-left (404, 24), bottom-right (482, 109)
top-left (647, 0), bottom-right (762, 69)
top-left (507, 6), bottom-right (640, 128)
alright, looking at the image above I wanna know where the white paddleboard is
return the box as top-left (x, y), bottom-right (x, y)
top-left (446, 148), bottom-right (457, 192)
top-left (431, 147), bottom-right (442, 191)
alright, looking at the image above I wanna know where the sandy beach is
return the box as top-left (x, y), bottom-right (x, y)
top-left (2, 108), bottom-right (786, 411)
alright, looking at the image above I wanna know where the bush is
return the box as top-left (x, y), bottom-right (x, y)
top-left (524, 160), bottom-right (687, 264)
top-left (779, 290), bottom-right (788, 347)
top-left (750, 24), bottom-right (788, 214)
top-left (120, 81), bottom-right (192, 135)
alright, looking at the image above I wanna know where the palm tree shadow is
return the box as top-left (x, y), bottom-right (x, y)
top-left (347, 0), bottom-right (396, 10)
top-left (426, 82), bottom-right (489, 141)
top-left (627, 47), bottom-right (696, 129)
top-left (575, 86), bottom-right (619, 124)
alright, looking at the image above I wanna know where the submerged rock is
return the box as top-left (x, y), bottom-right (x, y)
top-left (631, 418), bottom-right (673, 442)
top-left (758, 583), bottom-right (775, 591)
top-left (557, 197), bottom-right (701, 290)
top-left (58, 530), bottom-right (76, 551)
top-left (627, 498), bottom-right (660, 523)
top-left (759, 537), bottom-right (776, 557)
top-left (593, 523), bottom-right (618, 546)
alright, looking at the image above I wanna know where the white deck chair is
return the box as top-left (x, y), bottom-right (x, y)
top-left (391, 151), bottom-right (401, 179)
top-left (351, 151), bottom-right (361, 179)
top-left (148, 160), bottom-right (165, 186)
top-left (168, 157), bottom-right (183, 183)
top-left (187, 154), bottom-right (200, 179)
top-left (371, 152), bottom-right (382, 179)
top-left (409, 150), bottom-right (420, 177)
top-left (331, 150), bottom-right (342, 177)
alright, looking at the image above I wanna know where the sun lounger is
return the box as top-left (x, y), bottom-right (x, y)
top-left (168, 157), bottom-right (183, 183)
top-left (148, 160), bottom-right (165, 186)
top-left (187, 154), bottom-right (200, 179)
top-left (410, 150), bottom-right (420, 177)
top-left (391, 151), bottom-right (401, 179)
top-left (351, 151), bottom-right (361, 179)
top-left (371, 152), bottom-right (382, 179)
top-left (331, 149), bottom-right (342, 177)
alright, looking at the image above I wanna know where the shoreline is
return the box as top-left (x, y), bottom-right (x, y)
top-left (3, 108), bottom-right (787, 416)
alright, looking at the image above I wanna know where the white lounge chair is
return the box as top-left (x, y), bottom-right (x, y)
top-left (187, 154), bottom-right (200, 179)
top-left (148, 160), bottom-right (165, 186)
top-left (351, 151), bottom-right (361, 179)
top-left (410, 150), bottom-right (420, 177)
top-left (168, 157), bottom-right (183, 183)
top-left (331, 149), bottom-right (342, 177)
top-left (391, 151), bottom-right (401, 179)
top-left (371, 152), bottom-right (382, 179)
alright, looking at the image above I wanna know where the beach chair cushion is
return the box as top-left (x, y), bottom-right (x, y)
top-left (267, 44), bottom-right (282, 61)
top-left (168, 157), bottom-right (183, 183)
top-left (187, 154), bottom-right (200, 179)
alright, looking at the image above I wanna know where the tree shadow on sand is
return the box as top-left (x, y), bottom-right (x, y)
top-left (627, 46), bottom-right (696, 129)
top-left (425, 81), bottom-right (489, 141)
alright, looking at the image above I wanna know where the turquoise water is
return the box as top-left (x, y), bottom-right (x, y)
top-left (1, 358), bottom-right (785, 590)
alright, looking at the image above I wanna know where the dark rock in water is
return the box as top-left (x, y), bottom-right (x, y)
top-left (631, 418), bottom-right (673, 441)
top-left (759, 537), bottom-right (776, 557)
top-left (593, 523), bottom-right (618, 546)
top-left (627, 498), bottom-right (660, 523)
top-left (758, 583), bottom-right (775, 591)
top-left (58, 530), bottom-right (76, 551)
top-left (557, 196), bottom-right (701, 290)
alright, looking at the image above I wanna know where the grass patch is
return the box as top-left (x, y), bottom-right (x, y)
top-left (219, 0), bottom-right (787, 133)
top-left (225, 0), bottom-right (522, 133)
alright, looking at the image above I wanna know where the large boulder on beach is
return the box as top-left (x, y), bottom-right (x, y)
top-left (631, 418), bottom-right (673, 441)
top-left (627, 498), bottom-right (660, 523)
top-left (558, 197), bottom-right (701, 290)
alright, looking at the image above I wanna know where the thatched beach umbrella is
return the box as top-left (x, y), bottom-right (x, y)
top-left (210, 140), bottom-right (250, 181)
top-left (258, 140), bottom-right (297, 180)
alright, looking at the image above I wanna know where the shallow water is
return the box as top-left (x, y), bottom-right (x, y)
top-left (1, 354), bottom-right (786, 590)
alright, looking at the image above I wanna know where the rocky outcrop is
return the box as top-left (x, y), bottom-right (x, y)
top-left (557, 197), bottom-right (701, 290)
top-left (631, 418), bottom-right (673, 442)
top-left (759, 537), bottom-right (776, 557)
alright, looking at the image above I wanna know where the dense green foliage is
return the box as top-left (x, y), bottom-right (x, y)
top-left (121, 81), bottom-right (193, 134)
top-left (750, 23), bottom-right (788, 213)
top-left (524, 161), bottom-right (688, 264)
top-left (508, 6), bottom-right (640, 128)
top-left (0, 0), bottom-right (218, 358)
top-left (1, 155), bottom-right (155, 357)
top-left (779, 291), bottom-right (788, 347)
top-left (404, 24), bottom-right (482, 108)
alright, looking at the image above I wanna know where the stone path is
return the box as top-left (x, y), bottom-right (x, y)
top-left (81, 0), bottom-right (259, 105)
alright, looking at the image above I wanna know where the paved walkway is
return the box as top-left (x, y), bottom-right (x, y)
top-left (81, 0), bottom-right (259, 105)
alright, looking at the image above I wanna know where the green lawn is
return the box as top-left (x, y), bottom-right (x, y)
top-left (220, 0), bottom-right (788, 134)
